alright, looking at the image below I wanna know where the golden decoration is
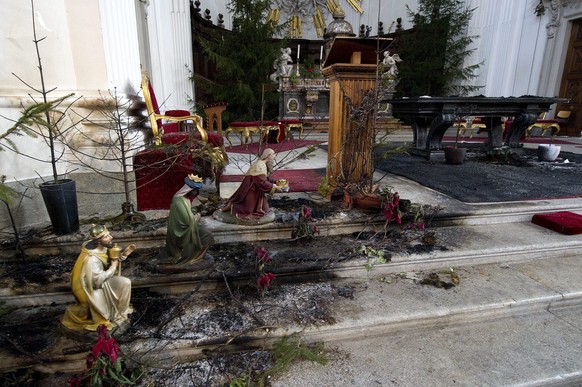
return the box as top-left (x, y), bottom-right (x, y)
top-left (289, 15), bottom-right (302, 38)
top-left (313, 5), bottom-right (326, 37)
top-left (346, 0), bottom-right (363, 14)
top-left (268, 8), bottom-right (281, 24)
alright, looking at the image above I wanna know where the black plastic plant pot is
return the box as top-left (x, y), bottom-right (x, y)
top-left (39, 178), bottom-right (79, 235)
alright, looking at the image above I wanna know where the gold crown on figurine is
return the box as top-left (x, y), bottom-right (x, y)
top-left (187, 174), bottom-right (203, 183)
top-left (89, 224), bottom-right (109, 240)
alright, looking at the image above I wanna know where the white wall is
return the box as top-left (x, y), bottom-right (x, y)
top-left (0, 0), bottom-right (109, 184)
top-left (466, 0), bottom-right (550, 97)
top-left (0, 0), bottom-right (128, 232)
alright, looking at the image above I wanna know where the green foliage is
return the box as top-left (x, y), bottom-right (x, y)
top-left (265, 334), bottom-right (327, 378)
top-left (195, 0), bottom-right (286, 121)
top-left (6, 94), bottom-right (73, 140)
top-left (358, 245), bottom-right (389, 272)
top-left (228, 376), bottom-right (249, 387)
top-left (397, 0), bottom-right (482, 96)
top-left (317, 176), bottom-right (331, 197)
top-left (0, 176), bottom-right (21, 205)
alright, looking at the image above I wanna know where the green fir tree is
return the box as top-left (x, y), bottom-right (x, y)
top-left (194, 0), bottom-right (286, 122)
top-left (396, 0), bottom-right (482, 97)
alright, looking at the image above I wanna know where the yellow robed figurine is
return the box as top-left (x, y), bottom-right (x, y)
top-left (61, 224), bottom-right (135, 331)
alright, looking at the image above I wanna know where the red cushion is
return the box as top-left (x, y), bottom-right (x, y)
top-left (165, 109), bottom-right (191, 117)
top-left (531, 211), bottom-right (582, 235)
top-left (162, 122), bottom-right (181, 134)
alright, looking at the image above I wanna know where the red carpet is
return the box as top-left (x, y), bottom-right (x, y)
top-left (220, 168), bottom-right (325, 193)
top-left (226, 139), bottom-right (323, 154)
top-left (443, 136), bottom-right (576, 145)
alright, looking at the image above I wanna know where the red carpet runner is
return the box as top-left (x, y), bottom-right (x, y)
top-left (220, 168), bottom-right (326, 193)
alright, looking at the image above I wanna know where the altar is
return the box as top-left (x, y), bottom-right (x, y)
top-left (387, 96), bottom-right (569, 159)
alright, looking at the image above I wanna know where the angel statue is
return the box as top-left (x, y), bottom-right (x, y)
top-left (270, 47), bottom-right (294, 83)
top-left (382, 51), bottom-right (403, 80)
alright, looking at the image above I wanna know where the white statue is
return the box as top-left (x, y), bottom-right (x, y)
top-left (270, 47), bottom-right (294, 83)
top-left (382, 51), bottom-right (403, 80)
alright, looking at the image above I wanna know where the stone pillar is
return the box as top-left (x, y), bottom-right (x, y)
top-left (144, 0), bottom-right (194, 111)
top-left (98, 0), bottom-right (142, 93)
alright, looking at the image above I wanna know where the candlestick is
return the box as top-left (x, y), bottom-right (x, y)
top-left (297, 44), bottom-right (300, 61)
top-left (319, 45), bottom-right (324, 65)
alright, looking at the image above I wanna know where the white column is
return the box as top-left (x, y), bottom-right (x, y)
top-left (146, 0), bottom-right (194, 111)
top-left (98, 0), bottom-right (142, 94)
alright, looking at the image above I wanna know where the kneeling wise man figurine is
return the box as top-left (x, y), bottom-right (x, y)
top-left (61, 224), bottom-right (135, 332)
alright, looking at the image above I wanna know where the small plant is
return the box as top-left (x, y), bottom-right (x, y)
top-left (291, 206), bottom-right (320, 242)
top-left (317, 176), bottom-right (332, 197)
top-left (263, 334), bottom-right (327, 379)
top-left (407, 203), bottom-right (426, 231)
top-left (0, 175), bottom-right (26, 258)
top-left (300, 57), bottom-right (319, 78)
top-left (68, 324), bottom-right (143, 386)
top-left (358, 244), bottom-right (390, 272)
top-left (382, 189), bottom-right (402, 226)
top-left (256, 246), bottom-right (276, 296)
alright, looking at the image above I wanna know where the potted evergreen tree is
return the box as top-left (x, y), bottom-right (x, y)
top-left (7, 1), bottom-right (80, 234)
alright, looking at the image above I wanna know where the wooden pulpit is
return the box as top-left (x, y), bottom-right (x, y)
top-left (322, 37), bottom-right (391, 193)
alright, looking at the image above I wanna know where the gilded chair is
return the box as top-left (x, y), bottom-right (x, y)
top-left (455, 117), bottom-right (487, 138)
top-left (134, 72), bottom-right (228, 209)
top-left (526, 110), bottom-right (571, 138)
top-left (141, 71), bottom-right (207, 145)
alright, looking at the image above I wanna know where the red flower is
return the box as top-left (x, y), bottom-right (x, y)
top-left (68, 376), bottom-right (82, 387)
top-left (86, 353), bottom-right (95, 369)
top-left (301, 206), bottom-right (312, 219)
top-left (97, 324), bottom-right (108, 340)
top-left (103, 338), bottom-right (119, 363)
top-left (91, 327), bottom-right (119, 363)
top-left (393, 192), bottom-right (400, 206)
top-left (257, 246), bottom-right (271, 263)
top-left (257, 272), bottom-right (276, 291)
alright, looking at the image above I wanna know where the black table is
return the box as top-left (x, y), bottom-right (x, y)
top-left (386, 96), bottom-right (568, 159)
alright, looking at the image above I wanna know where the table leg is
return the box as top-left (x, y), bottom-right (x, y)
top-left (504, 112), bottom-right (538, 148)
top-left (225, 128), bottom-right (234, 147)
top-left (483, 116), bottom-right (503, 148)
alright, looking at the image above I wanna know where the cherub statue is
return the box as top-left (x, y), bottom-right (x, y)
top-left (270, 47), bottom-right (294, 83)
top-left (382, 51), bottom-right (403, 80)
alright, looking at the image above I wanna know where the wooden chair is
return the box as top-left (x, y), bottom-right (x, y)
top-left (203, 102), bottom-right (228, 136)
top-left (526, 110), bottom-right (571, 138)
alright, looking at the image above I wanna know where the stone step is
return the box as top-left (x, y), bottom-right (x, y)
top-left (271, 255), bottom-right (582, 386)
top-left (2, 254), bottom-right (580, 384)
top-left (3, 220), bottom-right (581, 306)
